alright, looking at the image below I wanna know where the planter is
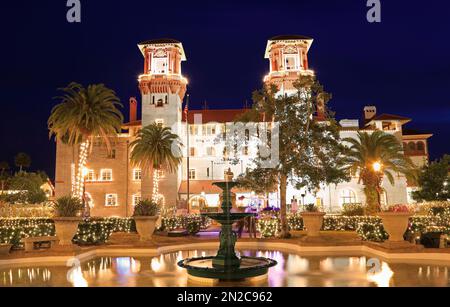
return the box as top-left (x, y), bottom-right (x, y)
top-left (0, 244), bottom-right (12, 256)
top-left (301, 212), bottom-right (326, 237)
top-left (378, 212), bottom-right (411, 242)
top-left (134, 216), bottom-right (159, 242)
top-left (53, 217), bottom-right (83, 246)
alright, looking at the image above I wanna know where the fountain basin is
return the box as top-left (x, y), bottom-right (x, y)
top-left (178, 256), bottom-right (277, 280)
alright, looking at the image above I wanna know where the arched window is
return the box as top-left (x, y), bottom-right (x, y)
top-left (417, 142), bottom-right (425, 153)
top-left (189, 195), bottom-right (208, 211)
top-left (408, 142), bottom-right (416, 152)
top-left (340, 189), bottom-right (357, 206)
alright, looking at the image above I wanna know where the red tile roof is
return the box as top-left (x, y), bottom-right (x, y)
top-left (370, 114), bottom-right (412, 122)
top-left (123, 109), bottom-right (252, 127)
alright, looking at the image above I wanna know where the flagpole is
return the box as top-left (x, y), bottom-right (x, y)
top-left (186, 94), bottom-right (190, 213)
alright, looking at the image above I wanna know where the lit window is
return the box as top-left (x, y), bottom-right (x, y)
top-left (152, 57), bottom-right (168, 74)
top-left (132, 194), bottom-right (141, 207)
top-left (243, 146), bottom-right (249, 156)
top-left (86, 170), bottom-right (95, 182)
top-left (189, 169), bottom-right (196, 180)
top-left (284, 54), bottom-right (300, 71)
top-left (155, 119), bottom-right (164, 126)
top-left (133, 169), bottom-right (142, 181)
top-left (204, 125), bottom-right (217, 136)
top-left (190, 147), bottom-right (197, 157)
top-left (189, 125), bottom-right (199, 136)
top-left (340, 189), bottom-right (357, 206)
top-left (105, 194), bottom-right (118, 207)
top-left (101, 169), bottom-right (113, 182)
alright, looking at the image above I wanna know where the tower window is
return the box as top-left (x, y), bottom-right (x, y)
top-left (284, 54), bottom-right (300, 71)
top-left (152, 57), bottom-right (168, 74)
top-left (165, 95), bottom-right (168, 104)
top-left (157, 99), bottom-right (164, 107)
top-left (152, 96), bottom-right (155, 105)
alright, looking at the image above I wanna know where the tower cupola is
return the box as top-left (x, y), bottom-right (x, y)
top-left (264, 35), bottom-right (315, 95)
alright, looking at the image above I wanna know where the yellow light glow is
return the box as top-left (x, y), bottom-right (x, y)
top-left (373, 162), bottom-right (382, 172)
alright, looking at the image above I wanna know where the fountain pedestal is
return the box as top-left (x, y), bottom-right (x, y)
top-left (178, 181), bottom-right (277, 282)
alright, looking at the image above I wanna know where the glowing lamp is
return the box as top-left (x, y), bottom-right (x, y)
top-left (373, 162), bottom-right (382, 173)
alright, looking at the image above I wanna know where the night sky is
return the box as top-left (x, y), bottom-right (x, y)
top-left (0, 0), bottom-right (449, 179)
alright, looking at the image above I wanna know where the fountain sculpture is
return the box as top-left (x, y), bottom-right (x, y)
top-left (178, 179), bottom-right (277, 281)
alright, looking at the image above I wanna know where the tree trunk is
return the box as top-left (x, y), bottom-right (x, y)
top-left (363, 170), bottom-right (382, 215)
top-left (279, 174), bottom-right (291, 238)
top-left (72, 141), bottom-right (90, 216)
top-left (152, 169), bottom-right (159, 203)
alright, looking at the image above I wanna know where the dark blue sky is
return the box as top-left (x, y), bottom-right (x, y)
top-left (0, 0), bottom-right (449, 178)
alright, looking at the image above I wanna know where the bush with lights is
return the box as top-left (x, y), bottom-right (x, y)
top-left (0, 217), bottom-right (138, 248)
top-left (159, 215), bottom-right (212, 232)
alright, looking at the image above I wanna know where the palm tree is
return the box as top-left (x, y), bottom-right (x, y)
top-left (14, 153), bottom-right (31, 172)
top-left (344, 131), bottom-right (417, 214)
top-left (0, 161), bottom-right (10, 192)
top-left (130, 124), bottom-right (183, 208)
top-left (48, 82), bottom-right (123, 207)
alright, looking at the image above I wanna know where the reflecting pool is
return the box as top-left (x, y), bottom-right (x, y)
top-left (1, 250), bottom-right (449, 287)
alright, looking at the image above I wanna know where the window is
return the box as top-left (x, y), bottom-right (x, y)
top-left (417, 142), bottom-right (425, 153)
top-left (189, 126), bottom-right (199, 136)
top-left (190, 147), bottom-right (197, 157)
top-left (204, 125), bottom-right (217, 136)
top-left (156, 99), bottom-right (164, 107)
top-left (206, 147), bottom-right (216, 157)
top-left (207, 167), bottom-right (210, 178)
top-left (105, 194), bottom-right (118, 207)
top-left (132, 194), bottom-right (141, 207)
top-left (101, 169), bottom-right (113, 182)
top-left (155, 119), bottom-right (164, 126)
top-left (107, 149), bottom-right (116, 159)
top-left (86, 170), bottom-right (95, 182)
top-left (152, 57), bottom-right (168, 74)
top-left (133, 169), bottom-right (142, 181)
top-left (284, 54), bottom-right (300, 71)
top-left (165, 95), bottom-right (168, 104)
top-left (189, 169), bottom-right (196, 180)
top-left (382, 121), bottom-right (396, 131)
top-left (243, 146), bottom-right (249, 156)
top-left (340, 189), bottom-right (357, 206)
top-left (408, 142), bottom-right (416, 152)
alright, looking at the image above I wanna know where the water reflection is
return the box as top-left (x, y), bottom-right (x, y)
top-left (0, 250), bottom-right (449, 287)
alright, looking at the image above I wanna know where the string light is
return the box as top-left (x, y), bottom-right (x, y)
top-left (72, 141), bottom-right (90, 199)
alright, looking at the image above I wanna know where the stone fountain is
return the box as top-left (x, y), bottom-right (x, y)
top-left (178, 179), bottom-right (277, 282)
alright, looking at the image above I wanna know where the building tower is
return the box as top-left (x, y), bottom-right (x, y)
top-left (137, 39), bottom-right (188, 206)
top-left (263, 35), bottom-right (325, 118)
